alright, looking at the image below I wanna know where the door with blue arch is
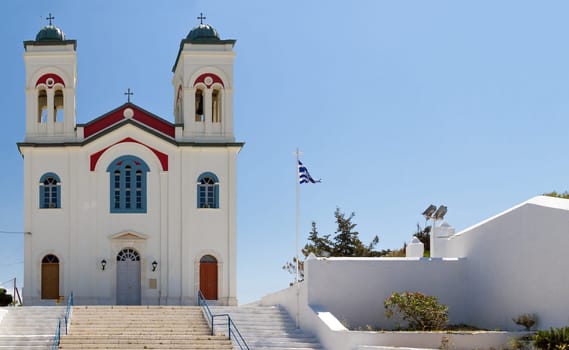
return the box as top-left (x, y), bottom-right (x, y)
top-left (116, 248), bottom-right (141, 305)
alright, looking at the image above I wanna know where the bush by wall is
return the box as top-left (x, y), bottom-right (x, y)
top-left (533, 327), bottom-right (569, 349)
top-left (0, 288), bottom-right (13, 306)
top-left (384, 291), bottom-right (448, 331)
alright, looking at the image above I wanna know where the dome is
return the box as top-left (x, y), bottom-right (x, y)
top-left (35, 25), bottom-right (66, 42)
top-left (186, 24), bottom-right (220, 41)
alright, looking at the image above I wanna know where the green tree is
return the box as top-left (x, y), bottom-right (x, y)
top-left (0, 288), bottom-right (13, 306)
top-left (544, 191), bottom-right (569, 199)
top-left (302, 221), bottom-right (333, 257)
top-left (283, 208), bottom-right (385, 283)
top-left (413, 223), bottom-right (431, 253)
top-left (282, 221), bottom-right (332, 282)
top-left (332, 207), bottom-right (380, 257)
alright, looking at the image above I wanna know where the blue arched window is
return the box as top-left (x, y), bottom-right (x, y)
top-left (107, 155), bottom-right (149, 213)
top-left (197, 172), bottom-right (219, 209)
top-left (39, 173), bottom-right (61, 209)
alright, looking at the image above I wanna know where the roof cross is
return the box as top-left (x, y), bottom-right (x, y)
top-left (124, 88), bottom-right (133, 103)
top-left (197, 13), bottom-right (206, 24)
top-left (46, 13), bottom-right (55, 26)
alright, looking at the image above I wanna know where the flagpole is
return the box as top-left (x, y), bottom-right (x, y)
top-left (295, 147), bottom-right (300, 328)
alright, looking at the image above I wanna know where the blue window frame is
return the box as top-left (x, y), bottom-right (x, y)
top-left (197, 172), bottom-right (219, 209)
top-left (107, 155), bottom-right (149, 213)
top-left (39, 173), bottom-right (61, 209)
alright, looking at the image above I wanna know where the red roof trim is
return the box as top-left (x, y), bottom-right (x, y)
top-left (83, 105), bottom-right (175, 139)
top-left (194, 73), bottom-right (224, 88)
top-left (90, 137), bottom-right (168, 171)
top-left (35, 73), bottom-right (65, 88)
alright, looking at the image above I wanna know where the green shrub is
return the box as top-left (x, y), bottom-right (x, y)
top-left (384, 291), bottom-right (448, 331)
top-left (534, 327), bottom-right (569, 349)
top-left (513, 313), bottom-right (538, 331)
top-left (0, 288), bottom-right (13, 306)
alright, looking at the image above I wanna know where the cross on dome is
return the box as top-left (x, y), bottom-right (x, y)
top-left (46, 13), bottom-right (55, 26)
top-left (197, 13), bottom-right (206, 24)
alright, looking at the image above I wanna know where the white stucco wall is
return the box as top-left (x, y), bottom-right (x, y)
top-left (445, 196), bottom-right (569, 330)
top-left (305, 257), bottom-right (467, 330)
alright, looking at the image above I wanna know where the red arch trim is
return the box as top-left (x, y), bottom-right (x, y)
top-left (90, 137), bottom-right (168, 171)
top-left (35, 73), bottom-right (65, 87)
top-left (193, 73), bottom-right (224, 88)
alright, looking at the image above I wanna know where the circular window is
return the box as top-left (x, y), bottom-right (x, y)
top-left (46, 78), bottom-right (55, 87)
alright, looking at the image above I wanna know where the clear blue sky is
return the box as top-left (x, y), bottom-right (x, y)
top-left (2, 1), bottom-right (569, 304)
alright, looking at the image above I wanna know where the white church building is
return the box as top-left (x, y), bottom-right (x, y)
top-left (18, 19), bottom-right (242, 306)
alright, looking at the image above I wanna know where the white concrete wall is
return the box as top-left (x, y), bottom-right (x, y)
top-left (446, 196), bottom-right (569, 330)
top-left (260, 284), bottom-right (521, 350)
top-left (305, 257), bottom-right (467, 330)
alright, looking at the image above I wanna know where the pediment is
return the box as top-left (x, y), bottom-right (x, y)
top-left (81, 103), bottom-right (174, 139)
top-left (109, 231), bottom-right (148, 240)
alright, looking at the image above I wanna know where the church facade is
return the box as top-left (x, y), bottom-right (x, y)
top-left (18, 19), bottom-right (242, 306)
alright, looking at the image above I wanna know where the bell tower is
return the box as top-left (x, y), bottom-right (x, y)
top-left (172, 15), bottom-right (236, 141)
top-left (23, 15), bottom-right (77, 141)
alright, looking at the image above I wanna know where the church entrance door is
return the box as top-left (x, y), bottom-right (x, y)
top-left (116, 248), bottom-right (141, 305)
top-left (41, 254), bottom-right (59, 299)
top-left (199, 255), bottom-right (218, 300)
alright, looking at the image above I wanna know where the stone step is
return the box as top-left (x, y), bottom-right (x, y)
top-left (209, 305), bottom-right (324, 349)
top-left (60, 306), bottom-right (233, 350)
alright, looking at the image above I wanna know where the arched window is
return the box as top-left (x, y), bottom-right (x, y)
top-left (38, 89), bottom-right (48, 123)
top-left (197, 172), bottom-right (219, 209)
top-left (212, 88), bottom-right (221, 123)
top-left (39, 173), bottom-right (61, 209)
top-left (195, 89), bottom-right (204, 122)
top-left (107, 155), bottom-right (149, 213)
top-left (117, 248), bottom-right (140, 261)
top-left (54, 89), bottom-right (64, 122)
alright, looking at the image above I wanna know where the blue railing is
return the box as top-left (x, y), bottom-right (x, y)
top-left (64, 291), bottom-right (73, 334)
top-left (52, 291), bottom-right (73, 350)
top-left (51, 319), bottom-right (61, 350)
top-left (198, 291), bottom-right (250, 350)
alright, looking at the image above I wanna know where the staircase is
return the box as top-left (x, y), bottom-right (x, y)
top-left (211, 305), bottom-right (324, 350)
top-left (58, 306), bottom-right (233, 349)
top-left (0, 306), bottom-right (65, 349)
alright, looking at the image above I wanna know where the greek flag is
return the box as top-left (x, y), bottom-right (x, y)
top-left (298, 160), bottom-right (321, 184)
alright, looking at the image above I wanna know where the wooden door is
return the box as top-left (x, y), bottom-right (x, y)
top-left (41, 263), bottom-right (59, 299)
top-left (200, 261), bottom-right (218, 300)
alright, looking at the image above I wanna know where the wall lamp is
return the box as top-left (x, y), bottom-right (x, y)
top-left (151, 260), bottom-right (158, 272)
top-left (100, 259), bottom-right (107, 271)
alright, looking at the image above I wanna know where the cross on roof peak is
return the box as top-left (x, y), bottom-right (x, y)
top-left (46, 13), bottom-right (55, 26)
top-left (197, 13), bottom-right (206, 25)
top-left (124, 88), bottom-right (134, 103)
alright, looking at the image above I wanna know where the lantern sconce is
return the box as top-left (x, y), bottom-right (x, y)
top-left (100, 259), bottom-right (107, 271)
top-left (151, 260), bottom-right (158, 272)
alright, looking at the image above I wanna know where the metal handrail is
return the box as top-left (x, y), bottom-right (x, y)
top-left (64, 291), bottom-right (73, 335)
top-left (51, 318), bottom-right (61, 350)
top-left (52, 291), bottom-right (73, 349)
top-left (198, 291), bottom-right (250, 350)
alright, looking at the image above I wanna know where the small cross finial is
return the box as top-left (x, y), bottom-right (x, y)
top-left (197, 13), bottom-right (206, 25)
top-left (46, 13), bottom-right (55, 26)
top-left (124, 88), bottom-right (134, 103)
